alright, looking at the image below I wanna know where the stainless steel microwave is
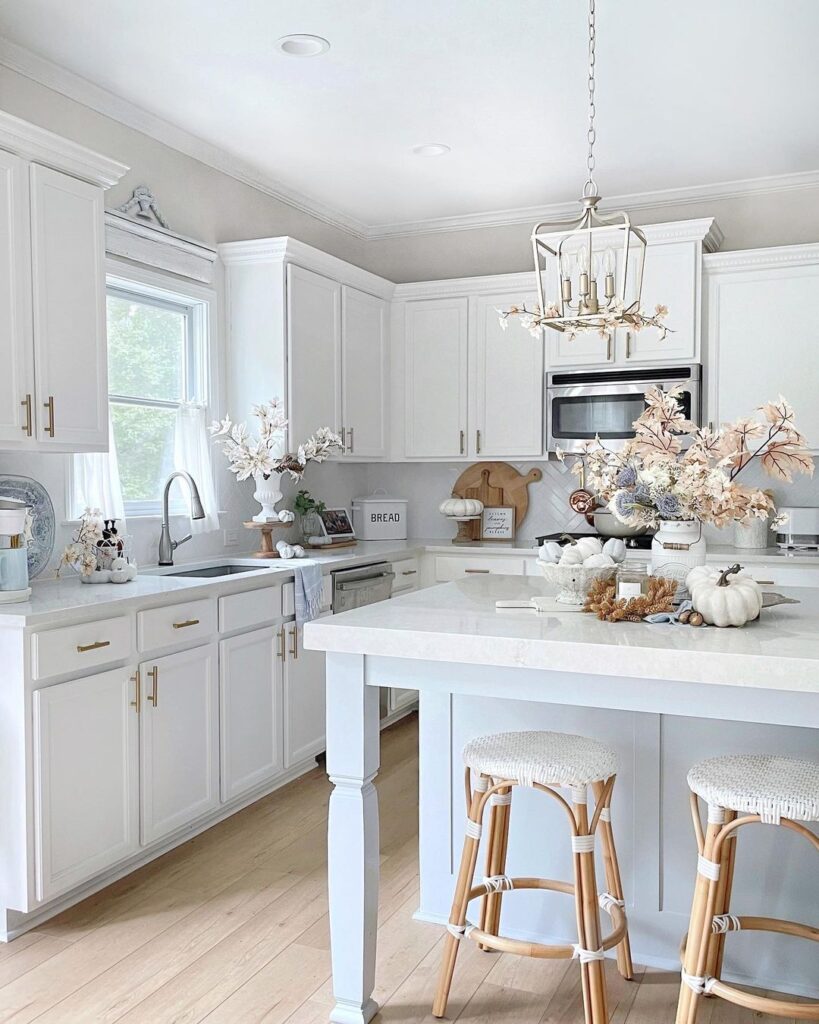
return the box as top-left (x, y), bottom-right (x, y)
top-left (546, 364), bottom-right (701, 453)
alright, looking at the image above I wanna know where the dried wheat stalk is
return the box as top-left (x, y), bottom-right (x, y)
top-left (584, 575), bottom-right (677, 623)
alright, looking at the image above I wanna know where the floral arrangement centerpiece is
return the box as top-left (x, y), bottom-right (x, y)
top-left (561, 386), bottom-right (814, 586)
top-left (57, 509), bottom-right (135, 583)
top-left (210, 399), bottom-right (344, 522)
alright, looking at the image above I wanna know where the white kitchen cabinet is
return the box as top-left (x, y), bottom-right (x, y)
top-left (341, 286), bottom-right (388, 458)
top-left (283, 621), bottom-right (327, 767)
top-left (219, 627), bottom-right (283, 801)
top-left (139, 644), bottom-right (219, 845)
top-left (404, 297), bottom-right (469, 458)
top-left (705, 245), bottom-right (819, 450)
top-left (621, 241), bottom-right (699, 363)
top-left (287, 264), bottom-right (342, 448)
top-left (474, 292), bottom-right (544, 457)
top-left (0, 149), bottom-right (34, 446)
top-left (32, 667), bottom-right (140, 902)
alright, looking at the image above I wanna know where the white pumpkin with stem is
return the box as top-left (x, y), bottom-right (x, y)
top-left (687, 563), bottom-right (763, 627)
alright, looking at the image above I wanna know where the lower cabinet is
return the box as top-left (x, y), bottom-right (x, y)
top-left (283, 621), bottom-right (327, 767)
top-left (32, 667), bottom-right (140, 902)
top-left (219, 627), bottom-right (283, 801)
top-left (139, 644), bottom-right (219, 846)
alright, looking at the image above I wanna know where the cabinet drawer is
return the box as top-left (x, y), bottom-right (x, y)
top-left (434, 555), bottom-right (527, 582)
top-left (219, 587), bottom-right (282, 633)
top-left (138, 599), bottom-right (216, 652)
top-left (392, 557), bottom-right (420, 593)
top-left (282, 576), bottom-right (333, 617)
top-left (32, 617), bottom-right (131, 681)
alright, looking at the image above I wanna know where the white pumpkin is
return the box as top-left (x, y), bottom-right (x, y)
top-left (687, 564), bottom-right (762, 627)
top-left (574, 536), bottom-right (603, 559)
top-left (602, 538), bottom-right (627, 563)
top-left (439, 497), bottom-right (483, 517)
top-left (583, 552), bottom-right (615, 568)
top-left (558, 544), bottom-right (585, 566)
top-left (539, 541), bottom-right (563, 564)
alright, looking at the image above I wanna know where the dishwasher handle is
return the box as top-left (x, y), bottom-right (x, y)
top-left (336, 571), bottom-right (395, 592)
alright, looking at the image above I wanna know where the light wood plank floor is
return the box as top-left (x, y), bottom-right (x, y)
top-left (1, 715), bottom-right (808, 1023)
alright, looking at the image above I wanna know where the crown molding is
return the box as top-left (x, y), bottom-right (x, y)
top-left (0, 37), bottom-right (370, 239)
top-left (367, 174), bottom-right (819, 241)
top-left (105, 211), bottom-right (218, 283)
top-left (0, 108), bottom-right (127, 186)
top-left (219, 235), bottom-right (395, 300)
top-left (704, 241), bottom-right (819, 273)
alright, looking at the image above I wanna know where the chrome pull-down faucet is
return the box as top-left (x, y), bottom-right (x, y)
top-left (158, 471), bottom-right (206, 565)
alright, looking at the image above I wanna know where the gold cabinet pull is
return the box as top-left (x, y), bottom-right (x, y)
top-left (401, 569), bottom-right (417, 576)
top-left (348, 427), bottom-right (354, 454)
top-left (172, 618), bottom-right (200, 630)
top-left (147, 666), bottom-right (159, 707)
top-left (76, 640), bottom-right (111, 653)
top-left (43, 395), bottom-right (55, 438)
top-left (606, 335), bottom-right (613, 361)
top-left (464, 568), bottom-right (490, 574)
top-left (754, 579), bottom-right (775, 585)
top-left (459, 429), bottom-right (465, 455)
top-left (20, 395), bottom-right (32, 437)
top-left (476, 429), bottom-right (482, 455)
top-left (625, 332), bottom-right (632, 359)
top-left (289, 625), bottom-right (299, 660)
top-left (277, 624), bottom-right (286, 660)
top-left (130, 669), bottom-right (141, 713)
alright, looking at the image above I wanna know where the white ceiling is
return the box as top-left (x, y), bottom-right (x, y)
top-left (1, 0), bottom-right (818, 235)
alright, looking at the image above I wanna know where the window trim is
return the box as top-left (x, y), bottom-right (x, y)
top-left (68, 258), bottom-right (220, 521)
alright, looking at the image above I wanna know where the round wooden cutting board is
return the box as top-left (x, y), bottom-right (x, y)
top-left (452, 461), bottom-right (543, 538)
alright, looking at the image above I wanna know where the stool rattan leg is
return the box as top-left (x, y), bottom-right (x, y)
top-left (573, 796), bottom-right (609, 1024)
top-left (432, 773), bottom-right (488, 1018)
top-left (706, 809), bottom-right (737, 984)
top-left (479, 784), bottom-right (512, 948)
top-left (592, 780), bottom-right (633, 981)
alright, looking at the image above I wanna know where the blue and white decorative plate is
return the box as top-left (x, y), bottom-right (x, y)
top-left (0, 476), bottom-right (55, 579)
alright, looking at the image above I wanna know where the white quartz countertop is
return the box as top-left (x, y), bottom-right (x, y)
top-left (305, 574), bottom-right (819, 694)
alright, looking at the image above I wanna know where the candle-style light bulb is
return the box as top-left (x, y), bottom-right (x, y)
top-left (604, 247), bottom-right (616, 299)
top-left (560, 251), bottom-right (573, 280)
top-left (577, 245), bottom-right (590, 297)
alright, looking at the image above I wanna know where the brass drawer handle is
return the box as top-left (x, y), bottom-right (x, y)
top-left (76, 640), bottom-right (111, 653)
top-left (476, 429), bottom-right (481, 455)
top-left (147, 666), bottom-right (159, 707)
top-left (130, 669), bottom-right (141, 713)
top-left (21, 395), bottom-right (32, 437)
top-left (172, 618), bottom-right (200, 629)
top-left (289, 625), bottom-right (299, 660)
top-left (459, 429), bottom-right (465, 455)
top-left (348, 427), bottom-right (354, 454)
top-left (464, 569), bottom-right (490, 574)
top-left (401, 570), bottom-right (417, 576)
top-left (43, 395), bottom-right (55, 438)
top-left (625, 332), bottom-right (632, 359)
top-left (755, 580), bottom-right (775, 585)
top-left (277, 624), bottom-right (286, 660)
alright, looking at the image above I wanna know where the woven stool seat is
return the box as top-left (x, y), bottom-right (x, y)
top-left (463, 730), bottom-right (618, 789)
top-left (687, 754), bottom-right (819, 824)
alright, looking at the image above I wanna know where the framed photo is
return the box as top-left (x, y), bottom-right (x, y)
top-left (318, 507), bottom-right (356, 540)
top-left (481, 506), bottom-right (516, 541)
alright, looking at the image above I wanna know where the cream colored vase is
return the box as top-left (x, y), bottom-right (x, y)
top-left (650, 519), bottom-right (707, 598)
top-left (252, 471), bottom-right (284, 523)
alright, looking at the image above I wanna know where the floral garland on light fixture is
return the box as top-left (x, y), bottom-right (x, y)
top-left (560, 386), bottom-right (814, 531)
top-left (498, 300), bottom-right (670, 341)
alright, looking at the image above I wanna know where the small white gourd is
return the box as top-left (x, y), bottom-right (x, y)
top-left (439, 497), bottom-right (483, 517)
top-left (573, 536), bottom-right (603, 559)
top-left (602, 538), bottom-right (627, 563)
top-left (278, 543), bottom-right (295, 560)
top-left (291, 545), bottom-right (305, 558)
top-left (583, 553), bottom-right (615, 568)
top-left (277, 509), bottom-right (295, 523)
top-left (686, 563), bottom-right (762, 627)
top-left (539, 541), bottom-right (563, 564)
top-left (558, 544), bottom-right (585, 566)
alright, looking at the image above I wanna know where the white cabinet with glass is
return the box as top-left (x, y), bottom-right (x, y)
top-left (0, 112), bottom-right (127, 452)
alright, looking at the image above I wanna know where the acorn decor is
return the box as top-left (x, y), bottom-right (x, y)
top-left (584, 576), bottom-right (678, 623)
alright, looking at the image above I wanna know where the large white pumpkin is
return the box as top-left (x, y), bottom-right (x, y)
top-left (687, 564), bottom-right (763, 627)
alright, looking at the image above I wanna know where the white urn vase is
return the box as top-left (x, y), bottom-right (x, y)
top-left (650, 519), bottom-right (707, 598)
top-left (252, 471), bottom-right (284, 523)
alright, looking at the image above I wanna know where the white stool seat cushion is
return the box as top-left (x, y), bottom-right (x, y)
top-left (688, 754), bottom-right (819, 823)
top-left (463, 730), bottom-right (618, 789)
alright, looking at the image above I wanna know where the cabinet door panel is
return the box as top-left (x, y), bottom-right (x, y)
top-left (33, 667), bottom-right (139, 901)
top-left (287, 264), bottom-right (341, 447)
top-left (140, 644), bottom-right (219, 845)
top-left (624, 242), bottom-right (697, 362)
top-left (475, 292), bottom-right (543, 457)
top-left (0, 150), bottom-right (34, 446)
top-left (405, 298), bottom-right (468, 458)
top-left (30, 164), bottom-right (107, 450)
top-left (341, 286), bottom-right (388, 458)
top-left (284, 623), bottom-right (326, 766)
top-left (220, 627), bottom-right (283, 801)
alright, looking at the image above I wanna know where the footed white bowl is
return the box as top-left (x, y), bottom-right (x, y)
top-left (537, 559), bottom-right (618, 606)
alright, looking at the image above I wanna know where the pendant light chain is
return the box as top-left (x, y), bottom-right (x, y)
top-left (584, 0), bottom-right (598, 197)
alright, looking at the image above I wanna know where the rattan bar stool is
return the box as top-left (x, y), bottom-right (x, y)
top-left (676, 753), bottom-right (819, 1023)
top-left (432, 730), bottom-right (633, 1024)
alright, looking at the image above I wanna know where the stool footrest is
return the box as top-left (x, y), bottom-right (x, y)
top-left (705, 979), bottom-right (819, 1019)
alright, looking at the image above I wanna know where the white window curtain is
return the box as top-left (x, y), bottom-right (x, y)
top-left (174, 402), bottom-right (220, 534)
top-left (72, 414), bottom-right (126, 523)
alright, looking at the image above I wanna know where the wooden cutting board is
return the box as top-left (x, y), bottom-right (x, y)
top-left (453, 461), bottom-right (543, 539)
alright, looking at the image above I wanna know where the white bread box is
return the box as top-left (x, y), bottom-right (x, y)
top-left (352, 492), bottom-right (408, 540)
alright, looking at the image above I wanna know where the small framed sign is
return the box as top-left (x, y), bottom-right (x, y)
top-left (481, 506), bottom-right (516, 540)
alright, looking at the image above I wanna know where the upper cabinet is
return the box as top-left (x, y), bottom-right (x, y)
top-left (704, 244), bottom-right (819, 451)
top-left (219, 238), bottom-right (393, 461)
top-left (0, 112), bottom-right (128, 452)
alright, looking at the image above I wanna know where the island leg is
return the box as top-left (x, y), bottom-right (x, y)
top-left (326, 653), bottom-right (381, 1024)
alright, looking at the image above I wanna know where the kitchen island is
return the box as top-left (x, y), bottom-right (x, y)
top-left (304, 574), bottom-right (819, 1024)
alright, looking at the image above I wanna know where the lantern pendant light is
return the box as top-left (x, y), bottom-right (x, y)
top-left (503, 0), bottom-right (668, 341)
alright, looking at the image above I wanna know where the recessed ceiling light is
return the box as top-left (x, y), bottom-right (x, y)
top-left (276, 34), bottom-right (330, 57)
top-left (412, 143), bottom-right (451, 157)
